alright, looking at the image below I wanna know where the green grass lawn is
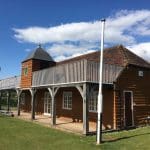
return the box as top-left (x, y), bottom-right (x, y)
top-left (0, 114), bottom-right (150, 150)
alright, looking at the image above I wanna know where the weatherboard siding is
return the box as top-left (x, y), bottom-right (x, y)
top-left (20, 86), bottom-right (114, 130)
top-left (21, 60), bottom-right (33, 88)
top-left (115, 65), bottom-right (150, 129)
top-left (21, 59), bottom-right (55, 88)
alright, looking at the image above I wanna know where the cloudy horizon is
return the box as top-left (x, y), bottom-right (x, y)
top-left (13, 9), bottom-right (150, 62)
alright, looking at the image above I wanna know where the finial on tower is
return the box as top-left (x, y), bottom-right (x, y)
top-left (101, 18), bottom-right (106, 22)
top-left (38, 43), bottom-right (41, 48)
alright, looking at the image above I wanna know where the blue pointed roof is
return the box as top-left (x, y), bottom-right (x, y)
top-left (23, 45), bottom-right (54, 62)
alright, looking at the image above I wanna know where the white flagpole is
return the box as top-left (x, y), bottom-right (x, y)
top-left (97, 19), bottom-right (105, 144)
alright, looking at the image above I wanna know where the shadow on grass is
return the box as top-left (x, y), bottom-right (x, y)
top-left (103, 132), bottom-right (150, 143)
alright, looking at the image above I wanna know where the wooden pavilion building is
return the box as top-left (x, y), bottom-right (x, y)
top-left (0, 45), bottom-right (150, 135)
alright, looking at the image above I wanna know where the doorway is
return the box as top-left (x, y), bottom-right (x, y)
top-left (124, 91), bottom-right (134, 127)
top-left (44, 92), bottom-right (51, 116)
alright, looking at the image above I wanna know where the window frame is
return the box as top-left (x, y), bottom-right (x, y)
top-left (138, 70), bottom-right (144, 77)
top-left (23, 65), bottom-right (28, 76)
top-left (20, 93), bottom-right (25, 105)
top-left (62, 91), bottom-right (72, 110)
top-left (89, 91), bottom-right (98, 113)
top-left (44, 91), bottom-right (51, 115)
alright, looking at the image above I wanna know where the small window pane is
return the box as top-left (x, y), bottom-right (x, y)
top-left (89, 91), bottom-right (98, 112)
top-left (23, 67), bottom-right (28, 76)
top-left (63, 92), bottom-right (72, 110)
top-left (21, 93), bottom-right (25, 105)
top-left (138, 71), bottom-right (143, 77)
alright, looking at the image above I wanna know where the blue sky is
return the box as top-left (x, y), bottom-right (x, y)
top-left (0, 0), bottom-right (150, 79)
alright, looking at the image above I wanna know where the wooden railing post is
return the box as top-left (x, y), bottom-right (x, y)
top-left (30, 89), bottom-right (36, 120)
top-left (76, 83), bottom-right (89, 135)
top-left (51, 91), bottom-right (56, 125)
top-left (16, 89), bottom-right (21, 116)
top-left (48, 87), bottom-right (58, 125)
top-left (84, 59), bottom-right (87, 82)
top-left (83, 83), bottom-right (89, 135)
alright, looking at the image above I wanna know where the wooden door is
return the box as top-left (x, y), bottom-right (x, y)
top-left (124, 91), bottom-right (133, 127)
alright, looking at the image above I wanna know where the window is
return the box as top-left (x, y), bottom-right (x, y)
top-left (138, 71), bottom-right (143, 77)
top-left (63, 92), bottom-right (72, 110)
top-left (89, 91), bottom-right (98, 112)
top-left (20, 93), bottom-right (25, 105)
top-left (23, 67), bottom-right (28, 76)
top-left (44, 92), bottom-right (51, 115)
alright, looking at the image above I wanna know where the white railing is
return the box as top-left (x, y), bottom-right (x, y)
top-left (86, 60), bottom-right (123, 83)
top-left (32, 59), bottom-right (87, 86)
top-left (0, 60), bottom-right (123, 90)
top-left (32, 59), bottom-right (123, 87)
top-left (0, 76), bottom-right (20, 90)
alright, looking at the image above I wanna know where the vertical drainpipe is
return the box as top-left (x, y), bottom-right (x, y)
top-left (17, 89), bottom-right (21, 116)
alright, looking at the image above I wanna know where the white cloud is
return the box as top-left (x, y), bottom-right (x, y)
top-left (47, 42), bottom-right (96, 61)
top-left (13, 9), bottom-right (150, 61)
top-left (54, 50), bottom-right (96, 61)
top-left (13, 22), bottom-right (101, 43)
top-left (127, 42), bottom-right (150, 62)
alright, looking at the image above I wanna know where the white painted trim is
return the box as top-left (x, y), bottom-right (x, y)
top-left (31, 81), bottom-right (113, 88)
top-left (89, 110), bottom-right (97, 113)
top-left (21, 88), bottom-right (31, 90)
top-left (44, 113), bottom-right (51, 116)
top-left (89, 91), bottom-right (98, 112)
top-left (0, 81), bottom-right (113, 90)
top-left (44, 91), bottom-right (51, 115)
top-left (48, 88), bottom-right (53, 98)
top-left (123, 90), bottom-right (134, 127)
top-left (32, 81), bottom-right (86, 88)
top-left (75, 85), bottom-right (83, 99)
top-left (62, 91), bottom-right (72, 110)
